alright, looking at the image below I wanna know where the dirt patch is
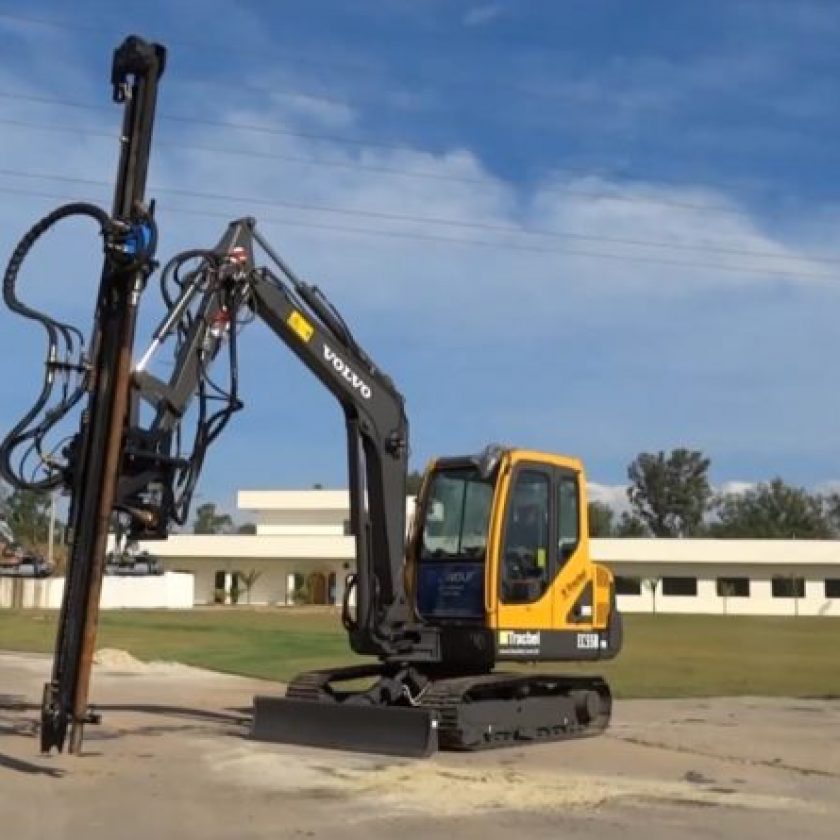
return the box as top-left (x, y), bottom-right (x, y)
top-left (204, 742), bottom-right (811, 817)
top-left (94, 649), bottom-right (148, 670)
top-left (92, 648), bottom-right (218, 678)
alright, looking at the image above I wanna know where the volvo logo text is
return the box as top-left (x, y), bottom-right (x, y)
top-left (323, 345), bottom-right (372, 399)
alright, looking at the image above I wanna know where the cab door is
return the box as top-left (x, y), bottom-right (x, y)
top-left (551, 467), bottom-right (592, 631)
top-left (491, 461), bottom-right (556, 631)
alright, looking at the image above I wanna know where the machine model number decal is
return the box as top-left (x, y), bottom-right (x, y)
top-left (576, 632), bottom-right (600, 650)
top-left (323, 345), bottom-right (372, 399)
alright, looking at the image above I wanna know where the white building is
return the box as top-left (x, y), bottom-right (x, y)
top-left (133, 490), bottom-right (840, 617)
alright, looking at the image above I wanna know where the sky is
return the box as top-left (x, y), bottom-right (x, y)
top-left (1, 0), bottom-right (839, 518)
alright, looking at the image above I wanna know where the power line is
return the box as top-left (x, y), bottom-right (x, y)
top-left (0, 92), bottom-right (784, 213)
top-left (2, 113), bottom-right (813, 223)
top-left (5, 89), bottom-right (833, 220)
top-left (0, 165), bottom-right (837, 267)
top-left (0, 8), bottom-right (831, 204)
top-left (0, 92), bottom-right (758, 212)
top-left (0, 9), bottom-right (689, 112)
top-left (0, 183), bottom-right (834, 281)
top-left (0, 115), bottom-right (493, 186)
top-left (0, 109), bottom-right (758, 217)
top-left (0, 90), bottom-right (412, 153)
top-left (1, 5), bottom-right (833, 141)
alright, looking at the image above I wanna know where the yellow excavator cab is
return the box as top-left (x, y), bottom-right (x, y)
top-left (408, 446), bottom-right (622, 664)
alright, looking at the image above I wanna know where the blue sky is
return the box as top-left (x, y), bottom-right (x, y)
top-left (1, 1), bottom-right (839, 517)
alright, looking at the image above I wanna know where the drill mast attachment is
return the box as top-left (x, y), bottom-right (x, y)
top-left (0, 36), bottom-right (166, 753)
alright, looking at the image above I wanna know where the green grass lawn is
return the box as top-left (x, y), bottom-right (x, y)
top-left (0, 608), bottom-right (838, 698)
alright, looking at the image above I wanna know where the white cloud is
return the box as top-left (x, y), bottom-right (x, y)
top-left (813, 480), bottom-right (840, 496)
top-left (588, 483), bottom-right (630, 514)
top-left (266, 91), bottom-right (357, 129)
top-left (463, 4), bottom-right (504, 27)
top-left (717, 481), bottom-right (756, 496)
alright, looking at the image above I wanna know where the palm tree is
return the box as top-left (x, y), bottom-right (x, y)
top-left (239, 569), bottom-right (263, 605)
top-left (643, 577), bottom-right (661, 615)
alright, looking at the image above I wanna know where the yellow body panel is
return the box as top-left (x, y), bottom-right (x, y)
top-left (408, 447), bottom-right (616, 640)
top-left (486, 449), bottom-right (612, 633)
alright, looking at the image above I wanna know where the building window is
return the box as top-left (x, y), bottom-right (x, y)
top-left (662, 576), bottom-right (697, 597)
top-left (716, 577), bottom-right (750, 598)
top-left (615, 576), bottom-right (641, 596)
top-left (771, 577), bottom-right (805, 598)
top-left (824, 579), bottom-right (840, 598)
top-left (343, 519), bottom-right (352, 536)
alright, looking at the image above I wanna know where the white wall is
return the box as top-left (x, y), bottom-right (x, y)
top-left (255, 509), bottom-right (346, 537)
top-left (167, 557), bottom-right (295, 605)
top-left (0, 572), bottom-right (194, 610)
top-left (609, 562), bottom-right (840, 616)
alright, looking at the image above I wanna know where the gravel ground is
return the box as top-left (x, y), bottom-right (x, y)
top-left (1, 650), bottom-right (838, 839)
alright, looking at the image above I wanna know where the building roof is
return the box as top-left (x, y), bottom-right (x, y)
top-left (139, 534), bottom-right (840, 567)
top-left (148, 534), bottom-right (354, 560)
top-left (238, 490), bottom-right (351, 512)
top-left (593, 538), bottom-right (840, 567)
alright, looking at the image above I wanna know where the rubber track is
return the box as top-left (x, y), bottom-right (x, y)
top-left (283, 666), bottom-right (612, 753)
top-left (284, 663), bottom-right (388, 701)
top-left (418, 672), bottom-right (612, 751)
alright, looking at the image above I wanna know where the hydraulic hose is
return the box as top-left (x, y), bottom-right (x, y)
top-left (0, 202), bottom-right (157, 490)
top-left (3, 202), bottom-right (111, 350)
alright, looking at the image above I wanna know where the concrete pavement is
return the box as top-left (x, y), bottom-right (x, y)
top-left (1, 650), bottom-right (838, 839)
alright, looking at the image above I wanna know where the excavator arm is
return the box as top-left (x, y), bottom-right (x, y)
top-left (119, 217), bottom-right (436, 660)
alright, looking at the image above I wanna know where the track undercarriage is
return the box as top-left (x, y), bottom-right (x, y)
top-left (252, 663), bottom-right (612, 757)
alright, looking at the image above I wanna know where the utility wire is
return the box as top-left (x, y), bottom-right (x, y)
top-left (0, 183), bottom-right (834, 281)
top-left (0, 109), bottom-right (765, 217)
top-left (0, 96), bottom-right (791, 210)
top-left (0, 90), bottom-right (414, 154)
top-left (0, 165), bottom-right (836, 267)
top-left (0, 9), bottom-right (707, 112)
top-left (1, 5), bottom-right (834, 138)
top-left (0, 10), bottom-right (830, 201)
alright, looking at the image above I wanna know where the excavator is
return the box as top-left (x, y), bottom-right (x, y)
top-left (0, 517), bottom-right (53, 578)
top-left (0, 36), bottom-right (622, 758)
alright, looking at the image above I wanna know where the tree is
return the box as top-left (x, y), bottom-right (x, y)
top-left (615, 512), bottom-right (649, 537)
top-left (627, 449), bottom-right (711, 537)
top-left (587, 501), bottom-right (614, 537)
top-left (710, 479), bottom-right (831, 539)
top-left (820, 493), bottom-right (840, 537)
top-left (237, 522), bottom-right (257, 535)
top-left (643, 577), bottom-right (661, 614)
top-left (406, 470), bottom-right (424, 495)
top-left (238, 569), bottom-right (262, 604)
top-left (192, 502), bottom-right (234, 535)
top-left (3, 487), bottom-right (51, 547)
top-left (718, 580), bottom-right (736, 616)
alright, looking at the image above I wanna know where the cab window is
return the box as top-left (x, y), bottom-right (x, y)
top-left (501, 469), bottom-right (550, 604)
top-left (421, 469), bottom-right (493, 561)
top-left (557, 475), bottom-right (579, 565)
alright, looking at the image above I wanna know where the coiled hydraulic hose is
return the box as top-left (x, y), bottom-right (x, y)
top-left (0, 202), bottom-right (157, 490)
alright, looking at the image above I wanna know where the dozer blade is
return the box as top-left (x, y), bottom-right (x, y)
top-left (251, 696), bottom-right (438, 758)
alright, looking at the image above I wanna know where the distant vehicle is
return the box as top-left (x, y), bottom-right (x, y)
top-left (0, 517), bottom-right (54, 578)
top-left (104, 547), bottom-right (163, 577)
